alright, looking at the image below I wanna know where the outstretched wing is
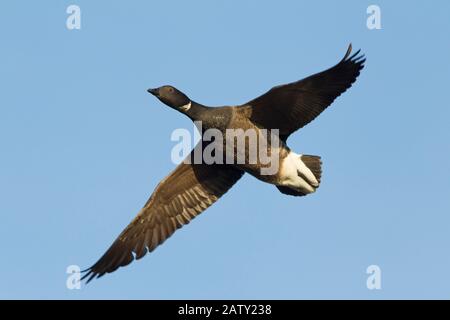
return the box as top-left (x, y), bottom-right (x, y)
top-left (82, 150), bottom-right (244, 283)
top-left (242, 44), bottom-right (365, 140)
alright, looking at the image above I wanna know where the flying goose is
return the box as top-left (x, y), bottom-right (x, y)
top-left (82, 44), bottom-right (365, 283)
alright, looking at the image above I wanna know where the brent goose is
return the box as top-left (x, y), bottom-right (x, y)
top-left (82, 44), bottom-right (365, 282)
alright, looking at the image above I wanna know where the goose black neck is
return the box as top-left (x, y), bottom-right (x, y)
top-left (185, 101), bottom-right (211, 122)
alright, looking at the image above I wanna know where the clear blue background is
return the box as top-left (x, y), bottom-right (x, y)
top-left (1, 0), bottom-right (449, 299)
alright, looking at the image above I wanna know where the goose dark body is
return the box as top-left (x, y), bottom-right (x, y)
top-left (82, 44), bottom-right (365, 283)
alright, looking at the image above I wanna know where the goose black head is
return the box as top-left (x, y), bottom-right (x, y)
top-left (147, 85), bottom-right (191, 113)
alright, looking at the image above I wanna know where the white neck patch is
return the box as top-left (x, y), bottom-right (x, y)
top-left (180, 101), bottom-right (191, 112)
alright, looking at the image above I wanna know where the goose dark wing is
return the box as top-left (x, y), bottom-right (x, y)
top-left (82, 150), bottom-right (244, 283)
top-left (242, 44), bottom-right (365, 140)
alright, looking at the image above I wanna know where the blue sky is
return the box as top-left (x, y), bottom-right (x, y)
top-left (1, 1), bottom-right (450, 299)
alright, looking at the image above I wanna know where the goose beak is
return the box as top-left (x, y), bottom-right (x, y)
top-left (147, 88), bottom-right (159, 96)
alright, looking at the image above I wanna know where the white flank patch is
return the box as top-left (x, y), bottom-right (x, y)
top-left (280, 151), bottom-right (318, 193)
top-left (180, 101), bottom-right (191, 112)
